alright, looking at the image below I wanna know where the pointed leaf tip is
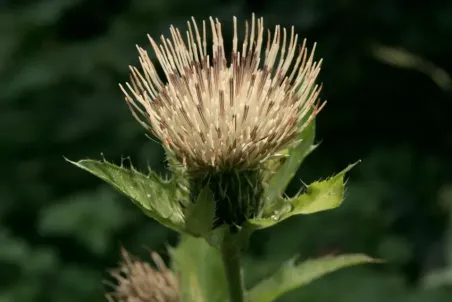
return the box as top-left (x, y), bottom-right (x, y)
top-left (264, 118), bottom-right (317, 205)
top-left (248, 161), bottom-right (360, 230)
top-left (67, 158), bottom-right (186, 233)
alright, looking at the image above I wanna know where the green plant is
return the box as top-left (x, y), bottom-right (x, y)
top-left (69, 13), bottom-right (377, 302)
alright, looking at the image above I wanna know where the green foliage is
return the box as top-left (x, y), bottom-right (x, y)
top-left (248, 254), bottom-right (378, 302)
top-left (422, 188), bottom-right (452, 289)
top-left (249, 163), bottom-right (358, 229)
top-left (67, 159), bottom-right (187, 234)
top-left (38, 187), bottom-right (132, 254)
top-left (170, 235), bottom-right (376, 302)
top-left (0, 233), bottom-right (60, 301)
top-left (68, 159), bottom-right (229, 246)
top-left (185, 186), bottom-right (216, 237)
top-left (423, 268), bottom-right (452, 289)
top-left (170, 235), bottom-right (228, 302)
top-left (277, 269), bottom-right (452, 302)
top-left (2, 0), bottom-right (452, 301)
top-left (264, 115), bottom-right (316, 206)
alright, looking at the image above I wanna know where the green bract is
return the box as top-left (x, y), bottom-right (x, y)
top-left (262, 109), bottom-right (317, 207)
top-left (66, 158), bottom-right (219, 239)
top-left (67, 116), bottom-right (358, 243)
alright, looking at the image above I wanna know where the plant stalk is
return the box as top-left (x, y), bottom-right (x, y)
top-left (220, 231), bottom-right (246, 302)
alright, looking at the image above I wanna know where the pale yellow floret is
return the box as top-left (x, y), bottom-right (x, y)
top-left (120, 14), bottom-right (325, 171)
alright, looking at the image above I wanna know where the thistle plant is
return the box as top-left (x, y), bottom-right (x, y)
top-left (69, 14), bottom-right (377, 302)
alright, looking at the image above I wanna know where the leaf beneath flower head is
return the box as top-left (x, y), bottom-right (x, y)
top-left (66, 158), bottom-right (186, 234)
top-left (264, 116), bottom-right (316, 206)
top-left (185, 186), bottom-right (216, 237)
top-left (247, 254), bottom-right (379, 302)
top-left (170, 235), bottom-right (228, 302)
top-left (249, 162), bottom-right (359, 229)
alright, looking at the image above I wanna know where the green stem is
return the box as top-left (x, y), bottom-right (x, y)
top-left (220, 232), bottom-right (246, 302)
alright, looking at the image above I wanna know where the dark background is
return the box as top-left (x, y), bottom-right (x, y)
top-left (2, 0), bottom-right (452, 301)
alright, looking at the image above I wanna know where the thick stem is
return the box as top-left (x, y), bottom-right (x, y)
top-left (220, 232), bottom-right (246, 302)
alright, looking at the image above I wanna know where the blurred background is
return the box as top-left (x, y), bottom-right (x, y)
top-left (1, 0), bottom-right (452, 301)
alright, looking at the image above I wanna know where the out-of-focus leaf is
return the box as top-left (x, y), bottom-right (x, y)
top-left (249, 162), bottom-right (358, 229)
top-left (264, 117), bottom-right (316, 205)
top-left (38, 187), bottom-right (131, 254)
top-left (49, 265), bottom-right (103, 302)
top-left (21, 0), bottom-right (85, 25)
top-left (66, 158), bottom-right (186, 234)
top-left (422, 268), bottom-right (452, 289)
top-left (248, 254), bottom-right (378, 302)
top-left (169, 235), bottom-right (228, 302)
top-left (372, 43), bottom-right (452, 92)
top-left (0, 232), bottom-right (29, 263)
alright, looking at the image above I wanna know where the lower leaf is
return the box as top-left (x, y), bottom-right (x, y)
top-left (169, 235), bottom-right (228, 302)
top-left (247, 254), bottom-right (379, 302)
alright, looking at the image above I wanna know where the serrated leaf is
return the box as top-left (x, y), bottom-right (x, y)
top-left (248, 254), bottom-right (378, 302)
top-left (264, 117), bottom-right (316, 205)
top-left (66, 158), bottom-right (186, 233)
top-left (170, 235), bottom-right (228, 302)
top-left (249, 162), bottom-right (359, 229)
top-left (185, 186), bottom-right (216, 237)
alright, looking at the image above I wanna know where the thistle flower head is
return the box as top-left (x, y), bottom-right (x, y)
top-left (121, 14), bottom-right (324, 173)
top-left (106, 248), bottom-right (180, 302)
